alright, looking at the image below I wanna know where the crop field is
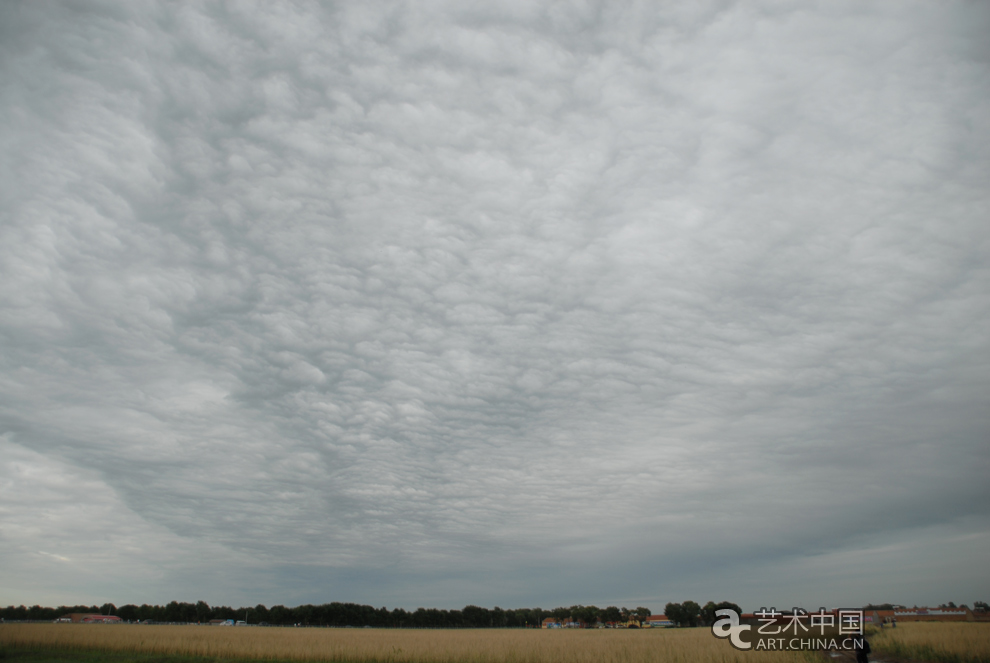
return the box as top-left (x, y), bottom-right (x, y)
top-left (0, 623), bottom-right (808, 663)
top-left (5, 622), bottom-right (990, 663)
top-left (868, 622), bottom-right (990, 663)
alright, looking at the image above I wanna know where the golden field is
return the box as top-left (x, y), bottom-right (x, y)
top-left (0, 623), bottom-right (809, 663)
top-left (869, 621), bottom-right (990, 662)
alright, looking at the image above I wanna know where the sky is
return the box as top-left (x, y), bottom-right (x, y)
top-left (1, 1), bottom-right (989, 614)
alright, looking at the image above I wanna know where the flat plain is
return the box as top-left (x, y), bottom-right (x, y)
top-left (867, 622), bottom-right (990, 662)
top-left (1, 623), bottom-right (806, 663)
top-left (4, 622), bottom-right (990, 663)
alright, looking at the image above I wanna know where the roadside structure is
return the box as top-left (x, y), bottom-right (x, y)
top-left (893, 608), bottom-right (971, 622)
top-left (59, 614), bottom-right (122, 623)
top-left (644, 615), bottom-right (673, 627)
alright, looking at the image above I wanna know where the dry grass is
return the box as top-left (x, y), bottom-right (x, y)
top-left (0, 623), bottom-right (810, 663)
top-left (869, 621), bottom-right (990, 663)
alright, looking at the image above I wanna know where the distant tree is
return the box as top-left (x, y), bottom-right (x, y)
top-left (100, 603), bottom-right (116, 615)
top-left (664, 601), bottom-right (702, 627)
top-left (180, 602), bottom-right (197, 623)
top-left (295, 604), bottom-right (314, 625)
top-left (571, 605), bottom-right (600, 626)
top-left (390, 607), bottom-right (409, 627)
top-left (680, 601), bottom-right (702, 627)
top-left (665, 603), bottom-right (684, 626)
top-left (117, 605), bottom-right (139, 622)
top-left (702, 601), bottom-right (743, 626)
top-left (974, 601), bottom-right (989, 612)
top-left (551, 606), bottom-right (571, 623)
top-left (195, 601), bottom-right (211, 623)
top-left (701, 602), bottom-right (718, 625)
top-left (602, 606), bottom-right (622, 624)
top-left (719, 602), bottom-right (742, 615)
top-left (164, 601), bottom-right (182, 623)
top-left (463, 605), bottom-right (490, 627)
top-left (269, 605), bottom-right (290, 625)
top-left (634, 607), bottom-right (651, 620)
top-left (28, 605), bottom-right (56, 620)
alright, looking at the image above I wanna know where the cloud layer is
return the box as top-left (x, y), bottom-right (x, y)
top-left (2, 1), bottom-right (988, 610)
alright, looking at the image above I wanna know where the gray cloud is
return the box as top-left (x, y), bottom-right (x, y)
top-left (1, 0), bottom-right (988, 610)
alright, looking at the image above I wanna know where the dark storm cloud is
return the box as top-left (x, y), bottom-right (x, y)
top-left (1, 1), bottom-right (988, 609)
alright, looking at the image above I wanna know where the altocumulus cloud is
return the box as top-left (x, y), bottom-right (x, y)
top-left (1, 1), bottom-right (988, 610)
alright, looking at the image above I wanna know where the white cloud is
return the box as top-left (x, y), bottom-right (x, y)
top-left (1, 0), bottom-right (988, 610)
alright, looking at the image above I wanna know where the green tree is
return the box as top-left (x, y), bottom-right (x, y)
top-left (701, 601), bottom-right (743, 626)
top-left (584, 605), bottom-right (602, 626)
top-left (163, 601), bottom-right (182, 623)
top-left (462, 605), bottom-right (490, 627)
top-left (664, 603), bottom-right (684, 626)
top-left (180, 602), bottom-right (197, 623)
top-left (117, 605), bottom-right (139, 622)
top-left (680, 601), bottom-right (701, 627)
top-left (195, 601), bottom-right (211, 623)
top-left (570, 605), bottom-right (600, 626)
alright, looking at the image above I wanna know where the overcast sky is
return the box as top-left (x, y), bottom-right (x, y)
top-left (2, 1), bottom-right (989, 613)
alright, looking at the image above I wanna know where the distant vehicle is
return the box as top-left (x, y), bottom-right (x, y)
top-left (235, 621), bottom-right (247, 626)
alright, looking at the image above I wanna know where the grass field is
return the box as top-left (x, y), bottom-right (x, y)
top-left (0, 623), bottom-right (811, 663)
top-left (5, 621), bottom-right (990, 663)
top-left (869, 622), bottom-right (990, 663)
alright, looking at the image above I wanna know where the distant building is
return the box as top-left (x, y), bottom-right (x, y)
top-left (60, 614), bottom-right (122, 623)
top-left (893, 608), bottom-right (970, 622)
top-left (876, 610), bottom-right (895, 624)
top-left (542, 618), bottom-right (561, 629)
top-left (645, 615), bottom-right (673, 627)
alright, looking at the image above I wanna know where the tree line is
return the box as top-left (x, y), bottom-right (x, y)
top-left (8, 599), bottom-right (984, 628)
top-left (664, 601), bottom-right (742, 628)
top-left (1, 602), bottom-right (650, 628)
top-left (1, 600), bottom-right (748, 628)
